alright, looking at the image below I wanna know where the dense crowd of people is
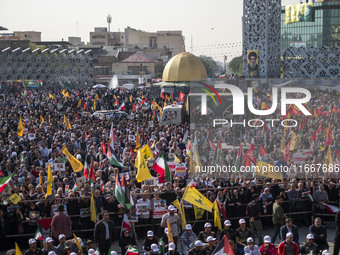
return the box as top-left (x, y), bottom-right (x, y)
top-left (0, 84), bottom-right (339, 255)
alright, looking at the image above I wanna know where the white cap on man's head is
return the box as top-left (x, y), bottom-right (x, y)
top-left (48, 252), bottom-right (56, 255)
top-left (147, 230), bottom-right (154, 237)
top-left (194, 240), bottom-right (205, 247)
top-left (45, 237), bottom-right (53, 243)
top-left (307, 234), bottom-right (314, 239)
top-left (224, 220), bottom-right (232, 226)
top-left (70, 253), bottom-right (77, 255)
top-left (58, 234), bottom-right (66, 240)
top-left (88, 249), bottom-right (96, 255)
top-left (286, 232), bottom-right (294, 238)
top-left (185, 224), bottom-right (192, 230)
top-left (111, 251), bottom-right (118, 255)
top-left (28, 239), bottom-right (37, 245)
top-left (151, 244), bottom-right (159, 252)
top-left (264, 236), bottom-right (271, 243)
top-left (168, 205), bottom-right (176, 211)
top-left (207, 236), bottom-right (216, 242)
top-left (204, 222), bottom-right (212, 228)
top-left (164, 228), bottom-right (168, 235)
top-left (239, 219), bottom-right (246, 225)
top-left (169, 243), bottom-right (176, 251)
top-left (247, 237), bottom-right (254, 243)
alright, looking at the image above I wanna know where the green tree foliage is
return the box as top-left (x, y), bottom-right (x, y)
top-left (198, 56), bottom-right (222, 78)
top-left (228, 55), bottom-right (243, 76)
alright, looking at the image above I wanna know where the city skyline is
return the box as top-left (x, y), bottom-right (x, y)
top-left (1, 0), bottom-right (304, 61)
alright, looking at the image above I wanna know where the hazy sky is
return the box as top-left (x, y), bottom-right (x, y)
top-left (1, 0), bottom-right (300, 61)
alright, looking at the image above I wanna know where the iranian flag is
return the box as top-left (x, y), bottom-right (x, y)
top-left (0, 169), bottom-right (4, 176)
top-left (119, 103), bottom-right (126, 111)
top-left (153, 154), bottom-right (171, 183)
top-left (323, 203), bottom-right (340, 213)
top-left (0, 173), bottom-right (13, 192)
top-left (84, 161), bottom-right (89, 180)
top-left (107, 145), bottom-right (124, 168)
top-left (209, 139), bottom-right (216, 151)
top-left (187, 177), bottom-right (196, 188)
top-left (121, 214), bottom-right (131, 236)
top-left (101, 141), bottom-right (107, 155)
top-left (34, 228), bottom-right (43, 241)
top-left (235, 142), bottom-right (242, 171)
top-left (88, 163), bottom-right (96, 183)
top-left (306, 191), bottom-right (314, 202)
top-left (115, 172), bottom-right (125, 207)
top-left (126, 247), bottom-right (138, 255)
top-left (213, 235), bottom-right (235, 255)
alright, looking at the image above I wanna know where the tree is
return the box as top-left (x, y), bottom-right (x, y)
top-left (198, 56), bottom-right (222, 78)
top-left (228, 55), bottom-right (243, 76)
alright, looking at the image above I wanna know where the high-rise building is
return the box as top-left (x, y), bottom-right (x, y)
top-left (281, 0), bottom-right (340, 55)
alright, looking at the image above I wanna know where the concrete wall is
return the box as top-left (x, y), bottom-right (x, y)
top-left (13, 31), bottom-right (41, 42)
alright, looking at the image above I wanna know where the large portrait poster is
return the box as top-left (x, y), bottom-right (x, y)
top-left (247, 50), bottom-right (259, 78)
top-left (136, 204), bottom-right (150, 216)
top-left (152, 199), bottom-right (167, 219)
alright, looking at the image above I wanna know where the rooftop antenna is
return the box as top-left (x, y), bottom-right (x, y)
top-left (107, 14), bottom-right (112, 32)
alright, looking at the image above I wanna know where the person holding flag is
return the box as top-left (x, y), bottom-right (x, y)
top-left (161, 205), bottom-right (182, 249)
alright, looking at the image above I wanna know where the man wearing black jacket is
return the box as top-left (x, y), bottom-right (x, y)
top-left (94, 210), bottom-right (115, 255)
top-left (246, 194), bottom-right (263, 245)
top-left (334, 211), bottom-right (340, 255)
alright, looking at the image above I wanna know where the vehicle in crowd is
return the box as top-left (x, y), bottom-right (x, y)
top-left (92, 110), bottom-right (127, 119)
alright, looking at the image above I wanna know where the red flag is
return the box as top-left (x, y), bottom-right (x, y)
top-left (260, 144), bottom-right (268, 156)
top-left (160, 91), bottom-right (165, 99)
top-left (102, 141), bottom-right (107, 155)
top-left (132, 103), bottom-right (137, 112)
top-left (84, 102), bottom-right (87, 110)
top-left (85, 131), bottom-right (88, 141)
top-left (89, 163), bottom-right (96, 182)
top-left (178, 92), bottom-right (185, 102)
top-left (285, 140), bottom-right (291, 163)
top-left (141, 98), bottom-right (147, 105)
top-left (84, 162), bottom-right (89, 180)
top-left (0, 169), bottom-right (4, 176)
top-left (325, 125), bottom-right (332, 146)
top-left (317, 123), bottom-right (322, 134)
top-left (129, 146), bottom-right (134, 157)
top-left (311, 130), bottom-right (316, 141)
top-left (209, 139), bottom-right (217, 151)
top-left (333, 107), bottom-right (340, 113)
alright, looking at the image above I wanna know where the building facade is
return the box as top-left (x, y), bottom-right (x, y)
top-left (90, 27), bottom-right (125, 46)
top-left (13, 31), bottom-right (41, 42)
top-left (281, 1), bottom-right (340, 55)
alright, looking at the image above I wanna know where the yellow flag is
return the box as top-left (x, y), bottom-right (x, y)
top-left (136, 129), bottom-right (141, 149)
top-left (213, 200), bottom-right (222, 231)
top-left (135, 149), bottom-right (152, 182)
top-left (255, 161), bottom-right (283, 180)
top-left (164, 101), bottom-right (166, 108)
top-left (73, 233), bottom-right (82, 252)
top-left (64, 115), bottom-right (72, 129)
top-left (174, 155), bottom-right (180, 164)
top-left (95, 94), bottom-right (99, 101)
top-left (48, 93), bottom-right (54, 100)
top-left (15, 243), bottom-right (22, 255)
top-left (93, 100), bottom-right (96, 110)
top-left (280, 137), bottom-right (285, 152)
top-left (61, 145), bottom-right (84, 172)
top-left (77, 99), bottom-right (81, 108)
top-left (62, 89), bottom-right (66, 95)
top-left (140, 144), bottom-right (153, 159)
top-left (64, 92), bottom-right (70, 98)
top-left (183, 186), bottom-right (213, 212)
top-left (49, 116), bottom-right (51, 123)
top-left (45, 164), bottom-right (53, 198)
top-left (167, 219), bottom-right (174, 243)
top-left (9, 193), bottom-right (22, 205)
top-left (180, 201), bottom-right (187, 230)
top-left (129, 95), bottom-right (133, 102)
top-left (113, 94), bottom-right (116, 99)
top-left (172, 199), bottom-right (180, 210)
top-left (40, 115), bottom-right (44, 123)
top-left (90, 192), bottom-right (97, 223)
top-left (194, 205), bottom-right (205, 220)
top-left (325, 146), bottom-right (333, 166)
top-left (18, 116), bottom-right (23, 137)
top-left (289, 131), bottom-right (300, 151)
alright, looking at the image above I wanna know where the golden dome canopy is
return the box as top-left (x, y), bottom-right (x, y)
top-left (162, 52), bottom-right (207, 82)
